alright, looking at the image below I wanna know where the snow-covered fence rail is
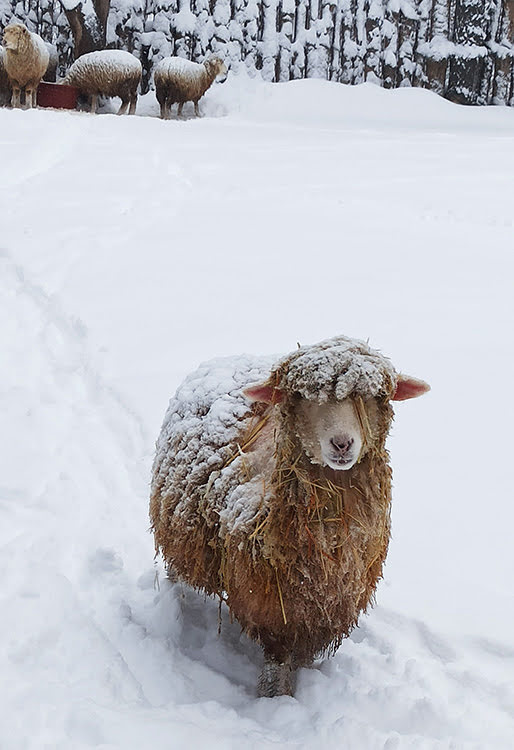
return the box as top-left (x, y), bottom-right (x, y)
top-left (1, 0), bottom-right (513, 104)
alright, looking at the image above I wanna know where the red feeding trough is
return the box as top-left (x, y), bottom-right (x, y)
top-left (37, 82), bottom-right (79, 110)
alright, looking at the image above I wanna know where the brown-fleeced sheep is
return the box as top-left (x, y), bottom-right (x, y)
top-left (2, 23), bottom-right (49, 109)
top-left (154, 56), bottom-right (227, 119)
top-left (62, 50), bottom-right (142, 115)
top-left (150, 335), bottom-right (430, 697)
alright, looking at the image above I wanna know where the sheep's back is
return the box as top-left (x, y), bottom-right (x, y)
top-left (151, 354), bottom-right (274, 520)
top-left (150, 354), bottom-right (275, 586)
top-left (64, 51), bottom-right (141, 97)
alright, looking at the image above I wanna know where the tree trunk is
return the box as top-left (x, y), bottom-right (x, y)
top-left (62, 0), bottom-right (111, 59)
top-left (447, 0), bottom-right (493, 104)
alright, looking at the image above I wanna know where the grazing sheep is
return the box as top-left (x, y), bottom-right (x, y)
top-left (2, 23), bottom-right (49, 109)
top-left (0, 47), bottom-right (11, 107)
top-left (62, 50), bottom-right (142, 115)
top-left (150, 335), bottom-right (430, 697)
top-left (154, 56), bottom-right (227, 119)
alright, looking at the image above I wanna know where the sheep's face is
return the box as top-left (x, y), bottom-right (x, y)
top-left (294, 397), bottom-right (378, 471)
top-left (244, 366), bottom-right (429, 471)
top-left (3, 25), bottom-right (25, 51)
top-left (207, 57), bottom-right (228, 83)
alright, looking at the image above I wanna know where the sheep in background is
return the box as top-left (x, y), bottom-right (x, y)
top-left (62, 50), bottom-right (142, 115)
top-left (154, 56), bottom-right (227, 119)
top-left (2, 23), bottom-right (49, 108)
top-left (43, 42), bottom-right (58, 83)
top-left (150, 335), bottom-right (430, 697)
top-left (0, 47), bottom-right (10, 106)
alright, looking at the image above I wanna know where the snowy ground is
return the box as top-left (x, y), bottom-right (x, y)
top-left (1, 77), bottom-right (513, 749)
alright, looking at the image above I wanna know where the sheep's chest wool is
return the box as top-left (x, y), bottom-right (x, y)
top-left (150, 335), bottom-right (429, 696)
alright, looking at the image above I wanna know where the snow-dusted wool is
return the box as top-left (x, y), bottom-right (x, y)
top-left (154, 56), bottom-right (227, 118)
top-left (62, 50), bottom-right (142, 115)
top-left (43, 41), bottom-right (58, 83)
top-left (2, 23), bottom-right (49, 108)
top-left (150, 335), bottom-right (428, 696)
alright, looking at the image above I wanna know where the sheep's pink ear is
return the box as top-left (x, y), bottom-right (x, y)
top-left (392, 375), bottom-right (430, 401)
top-left (243, 382), bottom-right (285, 404)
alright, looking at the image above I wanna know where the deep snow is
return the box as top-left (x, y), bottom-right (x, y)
top-left (1, 77), bottom-right (513, 748)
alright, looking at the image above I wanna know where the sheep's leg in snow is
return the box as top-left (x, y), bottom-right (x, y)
top-left (258, 654), bottom-right (297, 698)
top-left (163, 97), bottom-right (172, 119)
top-left (11, 86), bottom-right (21, 108)
top-left (194, 100), bottom-right (200, 117)
top-left (128, 95), bottom-right (137, 115)
top-left (30, 87), bottom-right (37, 108)
top-left (90, 94), bottom-right (98, 114)
top-left (24, 88), bottom-right (33, 109)
top-left (117, 98), bottom-right (129, 115)
top-left (177, 102), bottom-right (184, 118)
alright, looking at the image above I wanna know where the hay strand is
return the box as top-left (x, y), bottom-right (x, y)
top-left (275, 568), bottom-right (287, 625)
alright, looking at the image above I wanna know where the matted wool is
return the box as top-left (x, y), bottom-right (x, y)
top-left (150, 335), bottom-right (397, 664)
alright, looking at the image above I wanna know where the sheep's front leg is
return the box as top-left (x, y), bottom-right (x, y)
top-left (128, 94), bottom-right (137, 115)
top-left (258, 654), bottom-right (297, 698)
top-left (22, 87), bottom-right (32, 109)
top-left (90, 94), bottom-right (98, 114)
top-left (177, 102), bottom-right (183, 118)
top-left (11, 86), bottom-right (21, 109)
top-left (194, 100), bottom-right (200, 117)
top-left (23, 87), bottom-right (35, 108)
top-left (117, 98), bottom-right (129, 115)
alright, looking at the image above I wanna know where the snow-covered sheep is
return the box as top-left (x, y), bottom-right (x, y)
top-left (150, 335), bottom-right (430, 697)
top-left (154, 56), bottom-right (227, 119)
top-left (62, 50), bottom-right (142, 115)
top-left (2, 23), bottom-right (49, 109)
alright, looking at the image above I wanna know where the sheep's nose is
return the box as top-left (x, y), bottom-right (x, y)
top-left (330, 437), bottom-right (354, 456)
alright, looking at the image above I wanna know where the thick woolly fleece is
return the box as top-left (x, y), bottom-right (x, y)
top-left (154, 56), bottom-right (226, 110)
top-left (2, 24), bottom-right (49, 91)
top-left (63, 50), bottom-right (142, 101)
top-left (150, 336), bottom-right (397, 665)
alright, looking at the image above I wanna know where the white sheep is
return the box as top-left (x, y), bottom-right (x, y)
top-left (154, 56), bottom-right (227, 119)
top-left (62, 50), bottom-right (142, 115)
top-left (2, 23), bottom-right (49, 109)
top-left (150, 335), bottom-right (430, 697)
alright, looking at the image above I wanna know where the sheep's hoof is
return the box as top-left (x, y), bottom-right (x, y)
top-left (258, 656), bottom-right (297, 698)
top-left (166, 565), bottom-right (180, 583)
